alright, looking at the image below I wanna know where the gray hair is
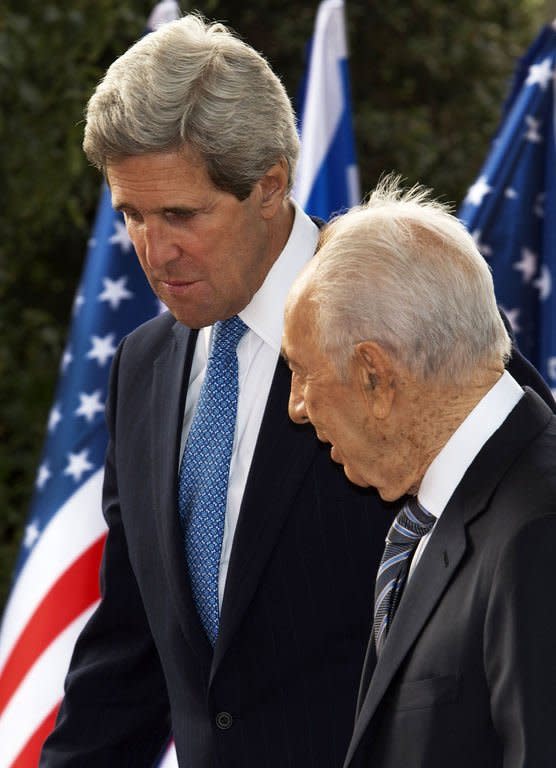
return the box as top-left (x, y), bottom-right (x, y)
top-left (303, 175), bottom-right (511, 386)
top-left (83, 13), bottom-right (299, 199)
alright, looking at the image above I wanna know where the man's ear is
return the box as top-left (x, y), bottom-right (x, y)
top-left (256, 158), bottom-right (289, 218)
top-left (354, 341), bottom-right (396, 419)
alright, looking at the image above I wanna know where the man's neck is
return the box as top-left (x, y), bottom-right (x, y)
top-left (403, 367), bottom-right (505, 494)
top-left (266, 198), bottom-right (296, 266)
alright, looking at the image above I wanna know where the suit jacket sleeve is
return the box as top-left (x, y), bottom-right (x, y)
top-left (485, 514), bottom-right (556, 767)
top-left (40, 340), bottom-right (171, 767)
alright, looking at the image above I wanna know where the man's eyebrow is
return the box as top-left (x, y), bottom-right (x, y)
top-left (112, 203), bottom-right (201, 215)
top-left (280, 349), bottom-right (302, 372)
top-left (162, 205), bottom-right (200, 215)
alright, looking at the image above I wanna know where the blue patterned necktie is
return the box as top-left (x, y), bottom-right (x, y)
top-left (178, 315), bottom-right (248, 646)
top-left (373, 497), bottom-right (436, 655)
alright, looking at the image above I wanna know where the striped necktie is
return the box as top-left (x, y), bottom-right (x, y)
top-left (178, 315), bottom-right (248, 646)
top-left (373, 497), bottom-right (436, 655)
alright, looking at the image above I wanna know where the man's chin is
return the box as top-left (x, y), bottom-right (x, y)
top-left (342, 464), bottom-right (371, 489)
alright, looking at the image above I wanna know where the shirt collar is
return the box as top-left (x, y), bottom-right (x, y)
top-left (418, 370), bottom-right (524, 519)
top-left (238, 199), bottom-right (319, 352)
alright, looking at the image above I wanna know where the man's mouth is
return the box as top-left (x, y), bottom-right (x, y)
top-left (161, 279), bottom-right (200, 294)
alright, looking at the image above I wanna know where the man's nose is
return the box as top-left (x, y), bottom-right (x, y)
top-left (288, 380), bottom-right (309, 424)
top-left (143, 221), bottom-right (180, 270)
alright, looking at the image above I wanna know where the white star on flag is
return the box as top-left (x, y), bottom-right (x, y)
top-left (48, 404), bottom-right (62, 433)
top-left (548, 357), bottom-right (556, 382)
top-left (98, 276), bottom-right (134, 310)
top-left (513, 248), bottom-right (538, 283)
top-left (158, 298), bottom-right (170, 315)
top-left (64, 450), bottom-right (94, 482)
top-left (502, 307), bottom-right (521, 334)
top-left (72, 293), bottom-right (85, 317)
top-left (75, 391), bottom-right (105, 423)
top-left (471, 229), bottom-right (492, 257)
top-left (533, 264), bottom-right (552, 300)
top-left (62, 347), bottom-right (73, 372)
top-left (87, 333), bottom-right (117, 367)
top-left (504, 187), bottom-right (518, 199)
top-left (23, 522), bottom-right (41, 549)
top-left (524, 115), bottom-right (542, 143)
top-left (534, 193), bottom-right (545, 217)
top-left (465, 176), bottom-right (492, 206)
top-left (525, 56), bottom-right (554, 90)
top-left (36, 463), bottom-right (51, 491)
top-left (109, 220), bottom-right (133, 253)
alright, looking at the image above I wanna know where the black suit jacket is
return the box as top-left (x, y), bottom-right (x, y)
top-left (40, 310), bottom-right (553, 768)
top-left (345, 389), bottom-right (556, 768)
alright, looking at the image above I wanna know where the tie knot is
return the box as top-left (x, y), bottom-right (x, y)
top-left (210, 316), bottom-right (248, 359)
top-left (388, 497), bottom-right (436, 546)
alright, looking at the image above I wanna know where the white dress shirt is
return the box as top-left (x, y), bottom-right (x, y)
top-left (409, 370), bottom-right (524, 579)
top-left (179, 200), bottom-right (319, 607)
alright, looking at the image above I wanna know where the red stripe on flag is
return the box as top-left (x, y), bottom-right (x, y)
top-left (0, 535), bottom-right (106, 715)
top-left (10, 700), bottom-right (60, 768)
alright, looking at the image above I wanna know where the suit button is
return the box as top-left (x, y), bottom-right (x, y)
top-left (216, 711), bottom-right (233, 730)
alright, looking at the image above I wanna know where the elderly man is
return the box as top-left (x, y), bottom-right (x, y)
top-left (40, 13), bottom-right (397, 768)
top-left (282, 178), bottom-right (556, 768)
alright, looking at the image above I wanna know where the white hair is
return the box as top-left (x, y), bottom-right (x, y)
top-left (83, 13), bottom-right (299, 199)
top-left (302, 175), bottom-right (511, 386)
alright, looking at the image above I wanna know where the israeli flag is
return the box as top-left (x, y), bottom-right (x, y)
top-left (293, 0), bottom-right (360, 220)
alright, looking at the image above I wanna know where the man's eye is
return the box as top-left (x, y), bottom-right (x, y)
top-left (165, 210), bottom-right (194, 223)
top-left (123, 210), bottom-right (142, 224)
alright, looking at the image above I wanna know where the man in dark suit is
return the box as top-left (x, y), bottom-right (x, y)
top-left (40, 14), bottom-right (392, 768)
top-left (41, 14), bottom-right (553, 768)
top-left (283, 176), bottom-right (556, 768)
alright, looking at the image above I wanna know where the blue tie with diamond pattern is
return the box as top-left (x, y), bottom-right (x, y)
top-left (178, 315), bottom-right (248, 646)
top-left (373, 497), bottom-right (436, 655)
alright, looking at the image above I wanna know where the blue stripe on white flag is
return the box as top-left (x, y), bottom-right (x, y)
top-left (293, 0), bottom-right (360, 220)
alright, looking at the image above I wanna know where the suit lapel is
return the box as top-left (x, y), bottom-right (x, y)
top-left (212, 356), bottom-right (320, 675)
top-left (345, 389), bottom-right (553, 766)
top-left (151, 321), bottom-right (213, 664)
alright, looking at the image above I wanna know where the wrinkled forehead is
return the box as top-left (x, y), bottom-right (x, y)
top-left (282, 292), bottom-right (323, 368)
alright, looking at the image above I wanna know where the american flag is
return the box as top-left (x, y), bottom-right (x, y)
top-left (0, 0), bottom-right (358, 764)
top-left (292, 0), bottom-right (360, 219)
top-left (0, 5), bottom-right (180, 765)
top-left (459, 21), bottom-right (556, 395)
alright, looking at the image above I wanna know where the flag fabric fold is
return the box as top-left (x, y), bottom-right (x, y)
top-left (0, 3), bottom-right (180, 765)
top-left (292, 0), bottom-right (360, 219)
top-left (458, 22), bottom-right (556, 394)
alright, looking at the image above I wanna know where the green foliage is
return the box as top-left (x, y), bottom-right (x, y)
top-left (0, 0), bottom-right (547, 609)
top-left (348, 0), bottom-right (545, 203)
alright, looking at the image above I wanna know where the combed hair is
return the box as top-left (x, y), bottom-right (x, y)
top-left (83, 13), bottom-right (299, 199)
top-left (306, 174), bottom-right (511, 386)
